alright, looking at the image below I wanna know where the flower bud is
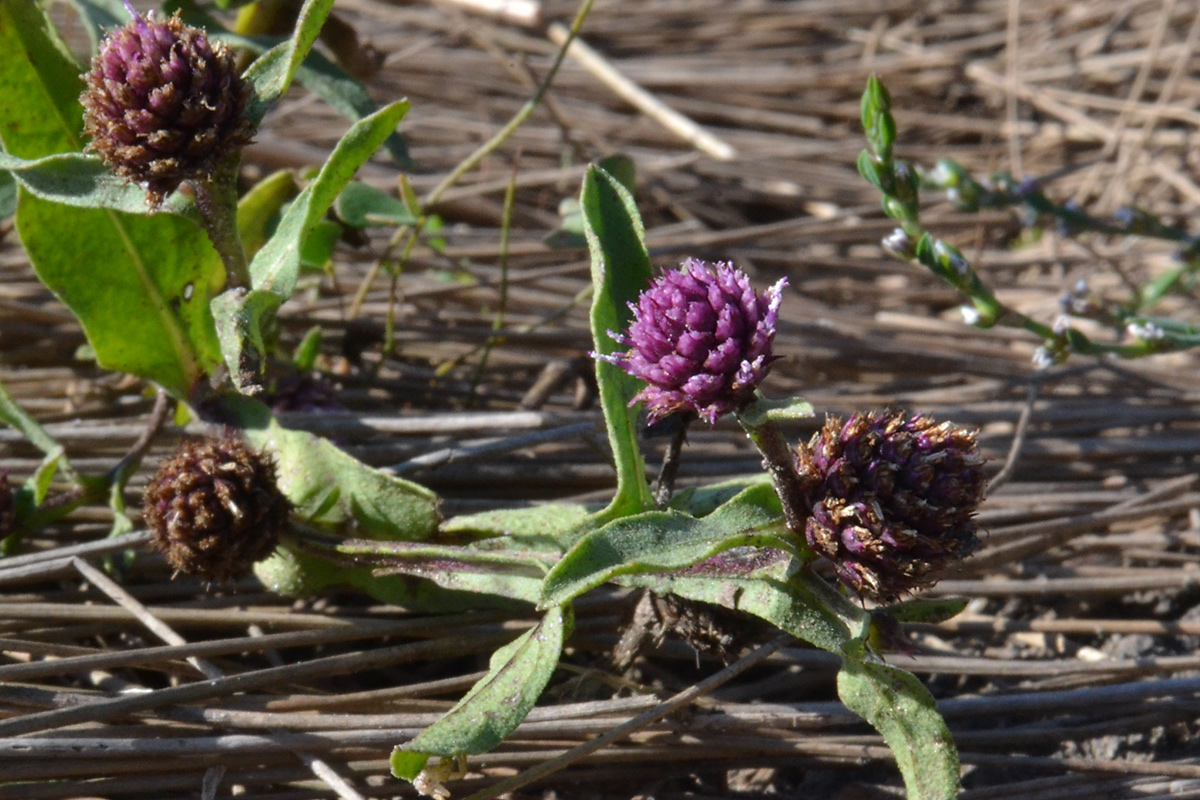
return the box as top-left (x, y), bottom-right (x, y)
top-left (599, 259), bottom-right (786, 425)
top-left (81, 9), bottom-right (255, 204)
top-left (797, 411), bottom-right (985, 603)
top-left (143, 438), bottom-right (289, 581)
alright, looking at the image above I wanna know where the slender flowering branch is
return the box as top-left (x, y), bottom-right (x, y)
top-left (859, 75), bottom-right (1200, 368)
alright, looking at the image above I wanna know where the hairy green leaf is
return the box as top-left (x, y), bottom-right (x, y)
top-left (227, 397), bottom-right (441, 541)
top-left (0, 152), bottom-right (198, 219)
top-left (242, 0), bottom-right (337, 125)
top-left (249, 100), bottom-right (409, 297)
top-left (334, 180), bottom-right (418, 228)
top-left (580, 165), bottom-right (654, 521)
top-left (838, 654), bottom-right (960, 800)
top-left (541, 483), bottom-right (796, 607)
top-left (391, 605), bottom-right (571, 780)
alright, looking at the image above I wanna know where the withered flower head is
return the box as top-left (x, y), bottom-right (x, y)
top-left (797, 411), bottom-right (985, 603)
top-left (81, 6), bottom-right (255, 204)
top-left (143, 437), bottom-right (289, 581)
top-left (599, 259), bottom-right (786, 425)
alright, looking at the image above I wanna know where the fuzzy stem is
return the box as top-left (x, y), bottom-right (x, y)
top-left (736, 412), bottom-right (809, 541)
top-left (191, 160), bottom-right (251, 291)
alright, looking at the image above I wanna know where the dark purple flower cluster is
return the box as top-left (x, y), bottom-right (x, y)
top-left (144, 438), bottom-right (289, 582)
top-left (797, 411), bottom-right (985, 603)
top-left (601, 259), bottom-right (785, 425)
top-left (81, 8), bottom-right (254, 204)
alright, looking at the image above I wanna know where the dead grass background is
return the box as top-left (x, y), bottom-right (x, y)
top-left (2, 0), bottom-right (1200, 797)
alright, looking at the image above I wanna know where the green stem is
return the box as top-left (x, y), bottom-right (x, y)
top-left (736, 411), bottom-right (810, 542)
top-left (192, 160), bottom-right (251, 291)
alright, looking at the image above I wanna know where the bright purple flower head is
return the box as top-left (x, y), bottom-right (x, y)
top-left (600, 259), bottom-right (786, 425)
top-left (797, 411), bottom-right (985, 603)
top-left (81, 7), bottom-right (255, 204)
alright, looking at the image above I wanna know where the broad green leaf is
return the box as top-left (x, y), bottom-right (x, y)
top-left (242, 0), bottom-right (337, 125)
top-left (301, 217), bottom-right (341, 268)
top-left (0, 152), bottom-right (199, 219)
top-left (627, 562), bottom-right (855, 656)
top-left (292, 325), bottom-right (322, 370)
top-left (334, 180), bottom-right (418, 228)
top-left (237, 168), bottom-right (298, 259)
top-left (668, 474), bottom-right (769, 517)
top-left (0, 1), bottom-right (83, 155)
top-left (838, 654), bottom-right (960, 800)
top-left (391, 605), bottom-right (571, 781)
top-left (541, 483), bottom-right (797, 608)
top-left (737, 395), bottom-right (815, 427)
top-left (227, 396), bottom-right (441, 541)
top-left (0, 0), bottom-right (225, 400)
top-left (580, 165), bottom-right (654, 520)
top-left (249, 100), bottom-right (410, 297)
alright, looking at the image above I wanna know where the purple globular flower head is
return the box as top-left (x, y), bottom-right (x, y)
top-left (797, 411), bottom-right (985, 603)
top-left (81, 5), bottom-right (255, 205)
top-left (143, 438), bottom-right (289, 582)
top-left (600, 259), bottom-right (786, 425)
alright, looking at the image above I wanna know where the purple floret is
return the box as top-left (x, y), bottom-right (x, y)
top-left (599, 259), bottom-right (786, 425)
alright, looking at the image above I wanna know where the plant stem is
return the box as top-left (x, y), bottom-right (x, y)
top-left (736, 412), bottom-right (809, 540)
top-left (192, 159), bottom-right (251, 291)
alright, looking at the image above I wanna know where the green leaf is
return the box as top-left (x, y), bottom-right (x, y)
top-left (628, 563), bottom-right (855, 656)
top-left (227, 396), bottom-right (441, 541)
top-left (545, 156), bottom-right (635, 248)
top-left (861, 75), bottom-right (895, 164)
top-left (580, 164), bottom-right (654, 521)
top-left (0, 152), bottom-right (199, 219)
top-left (292, 325), bottom-right (322, 370)
top-left (0, 0), bottom-right (225, 400)
top-left (837, 655), bottom-right (960, 800)
top-left (332, 537), bottom-right (550, 604)
top-left (0, 169), bottom-right (15, 222)
top-left (884, 597), bottom-right (969, 625)
top-left (249, 100), bottom-right (410, 297)
top-left (391, 605), bottom-right (571, 781)
top-left (0, 381), bottom-right (65, 462)
top-left (242, 0), bottom-right (337, 126)
top-left (441, 503), bottom-right (592, 546)
top-left (212, 288), bottom-right (281, 394)
top-left (29, 446), bottom-right (65, 505)
top-left (254, 546), bottom-right (527, 613)
top-left (237, 168), bottom-right (299, 259)
top-left (541, 483), bottom-right (797, 608)
top-left (334, 180), bottom-right (419, 228)
top-left (737, 395), bottom-right (815, 428)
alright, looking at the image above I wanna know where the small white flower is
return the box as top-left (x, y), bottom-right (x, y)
top-left (1032, 347), bottom-right (1056, 370)
top-left (960, 306), bottom-right (982, 326)
top-left (1052, 315), bottom-right (1071, 335)
top-left (1127, 321), bottom-right (1164, 341)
